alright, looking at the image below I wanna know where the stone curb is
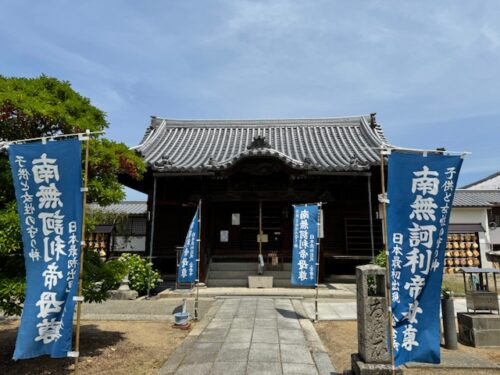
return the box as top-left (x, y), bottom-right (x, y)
top-left (292, 299), bottom-right (337, 375)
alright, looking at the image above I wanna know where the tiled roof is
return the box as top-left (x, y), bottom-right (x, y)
top-left (461, 171), bottom-right (500, 189)
top-left (88, 201), bottom-right (147, 215)
top-left (453, 190), bottom-right (500, 207)
top-left (133, 115), bottom-right (389, 173)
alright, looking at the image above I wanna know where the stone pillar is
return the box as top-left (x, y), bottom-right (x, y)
top-left (352, 265), bottom-right (401, 374)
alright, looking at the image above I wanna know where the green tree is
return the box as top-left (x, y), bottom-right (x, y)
top-left (0, 75), bottom-right (147, 315)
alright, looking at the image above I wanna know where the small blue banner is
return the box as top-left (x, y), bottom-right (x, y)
top-left (177, 208), bottom-right (199, 284)
top-left (291, 204), bottom-right (319, 286)
top-left (386, 151), bottom-right (462, 367)
top-left (9, 139), bottom-right (83, 359)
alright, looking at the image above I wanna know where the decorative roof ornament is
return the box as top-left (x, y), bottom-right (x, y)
top-left (303, 156), bottom-right (313, 168)
top-left (154, 155), bottom-right (174, 168)
top-left (349, 156), bottom-right (368, 171)
top-left (206, 156), bottom-right (217, 166)
top-left (247, 135), bottom-right (271, 150)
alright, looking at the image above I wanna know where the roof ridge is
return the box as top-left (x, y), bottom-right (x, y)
top-left (151, 114), bottom-right (372, 123)
top-left (460, 171), bottom-right (500, 189)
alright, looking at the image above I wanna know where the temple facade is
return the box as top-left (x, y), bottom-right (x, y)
top-left (124, 114), bottom-right (389, 284)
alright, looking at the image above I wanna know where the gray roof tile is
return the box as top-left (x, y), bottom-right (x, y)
top-left (453, 190), bottom-right (500, 207)
top-left (88, 201), bottom-right (147, 215)
top-left (134, 115), bottom-right (389, 173)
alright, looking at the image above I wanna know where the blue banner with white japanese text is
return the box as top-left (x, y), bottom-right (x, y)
top-left (9, 139), bottom-right (83, 360)
top-left (291, 204), bottom-right (319, 286)
top-left (177, 208), bottom-right (199, 284)
top-left (387, 151), bottom-right (462, 366)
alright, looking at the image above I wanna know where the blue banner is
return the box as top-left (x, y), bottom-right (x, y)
top-left (291, 204), bottom-right (319, 286)
top-left (177, 208), bottom-right (199, 284)
top-left (9, 139), bottom-right (83, 360)
top-left (386, 151), bottom-right (462, 366)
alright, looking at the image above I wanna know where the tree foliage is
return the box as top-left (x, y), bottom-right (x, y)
top-left (0, 75), bottom-right (147, 315)
top-left (0, 75), bottom-right (146, 207)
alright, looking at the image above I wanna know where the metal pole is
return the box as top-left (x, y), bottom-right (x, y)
top-left (367, 175), bottom-right (375, 261)
top-left (0, 130), bottom-right (105, 149)
top-left (315, 202), bottom-right (322, 322)
top-left (73, 130), bottom-right (91, 374)
top-left (194, 199), bottom-right (202, 320)
top-left (259, 200), bottom-right (263, 256)
top-left (146, 176), bottom-right (157, 298)
top-left (379, 151), bottom-right (396, 374)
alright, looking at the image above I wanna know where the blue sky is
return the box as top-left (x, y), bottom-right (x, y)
top-left (2, 1), bottom-right (499, 199)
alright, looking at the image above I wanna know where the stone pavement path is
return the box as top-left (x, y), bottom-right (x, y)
top-left (159, 297), bottom-right (336, 375)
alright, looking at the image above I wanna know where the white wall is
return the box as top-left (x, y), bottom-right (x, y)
top-left (449, 207), bottom-right (492, 267)
top-left (113, 236), bottom-right (146, 252)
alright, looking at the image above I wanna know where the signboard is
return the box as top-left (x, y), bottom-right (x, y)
top-left (177, 208), bottom-right (199, 283)
top-left (386, 151), bottom-right (462, 366)
top-left (291, 204), bottom-right (319, 286)
top-left (9, 139), bottom-right (83, 359)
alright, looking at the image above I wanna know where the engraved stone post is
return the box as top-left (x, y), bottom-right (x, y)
top-left (352, 265), bottom-right (401, 374)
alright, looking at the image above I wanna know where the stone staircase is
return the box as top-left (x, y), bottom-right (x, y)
top-left (206, 261), bottom-right (293, 287)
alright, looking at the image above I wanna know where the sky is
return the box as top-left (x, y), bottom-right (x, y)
top-left (1, 0), bottom-right (499, 199)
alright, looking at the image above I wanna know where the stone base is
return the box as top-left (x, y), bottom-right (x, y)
top-left (248, 276), bottom-right (273, 288)
top-left (457, 312), bottom-right (500, 347)
top-left (351, 354), bottom-right (402, 375)
top-left (107, 289), bottom-right (139, 300)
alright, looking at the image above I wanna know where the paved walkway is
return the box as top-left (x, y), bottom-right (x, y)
top-left (159, 284), bottom-right (357, 299)
top-left (159, 297), bottom-right (336, 375)
top-left (301, 297), bottom-right (490, 320)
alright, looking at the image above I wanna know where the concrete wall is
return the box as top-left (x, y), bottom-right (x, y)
top-left (114, 236), bottom-right (146, 252)
top-left (450, 207), bottom-right (492, 267)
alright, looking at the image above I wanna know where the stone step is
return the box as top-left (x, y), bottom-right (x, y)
top-left (208, 270), bottom-right (291, 279)
top-left (208, 270), bottom-right (258, 279)
top-left (209, 262), bottom-right (258, 271)
top-left (206, 278), bottom-right (249, 287)
top-left (273, 278), bottom-right (293, 287)
top-left (206, 278), bottom-right (295, 288)
top-left (209, 262), bottom-right (292, 271)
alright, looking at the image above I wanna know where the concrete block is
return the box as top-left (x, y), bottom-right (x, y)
top-left (246, 361), bottom-right (283, 375)
top-left (282, 363), bottom-right (318, 374)
top-left (225, 328), bottom-right (253, 343)
top-left (249, 342), bottom-right (280, 362)
top-left (210, 361), bottom-right (246, 375)
top-left (280, 344), bottom-right (314, 365)
top-left (248, 276), bottom-right (273, 288)
top-left (458, 313), bottom-right (500, 347)
top-left (216, 342), bottom-right (250, 362)
top-left (278, 328), bottom-right (306, 344)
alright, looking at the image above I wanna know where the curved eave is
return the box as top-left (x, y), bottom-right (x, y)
top-left (135, 115), bottom-right (389, 174)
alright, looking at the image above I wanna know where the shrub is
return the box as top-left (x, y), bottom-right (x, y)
top-left (114, 253), bottom-right (162, 295)
top-left (373, 249), bottom-right (387, 267)
top-left (82, 250), bottom-right (127, 303)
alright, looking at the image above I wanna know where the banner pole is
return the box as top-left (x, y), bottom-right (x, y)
top-left (258, 200), bottom-right (263, 257)
top-left (146, 176), bottom-right (157, 299)
top-left (194, 199), bottom-right (202, 320)
top-left (73, 130), bottom-right (91, 374)
top-left (380, 151), bottom-right (396, 374)
top-left (314, 202), bottom-right (322, 323)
